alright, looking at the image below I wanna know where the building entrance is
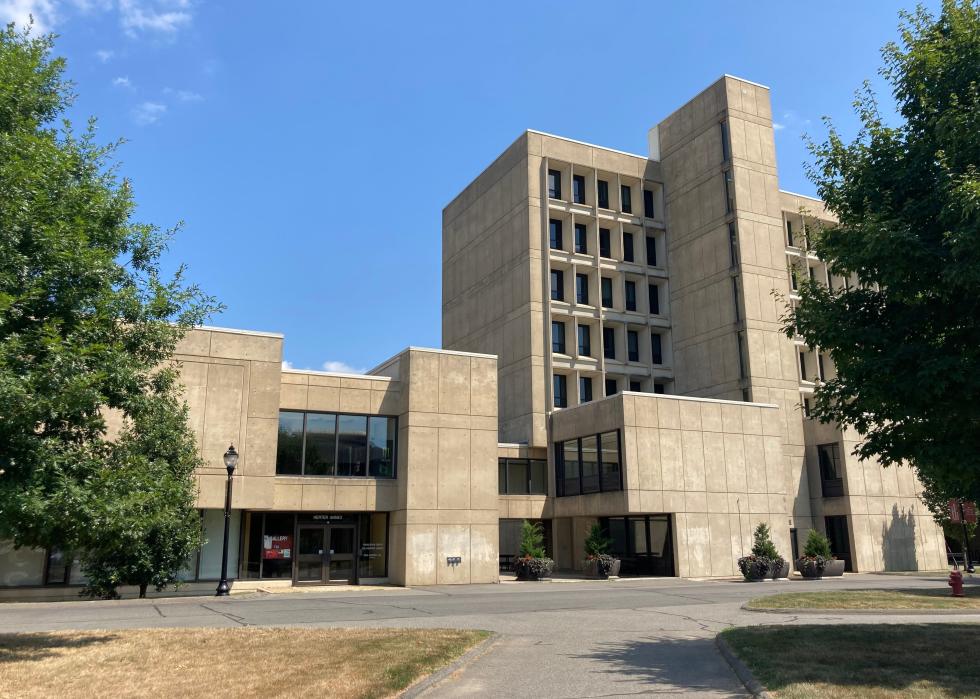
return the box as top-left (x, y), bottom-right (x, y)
top-left (294, 525), bottom-right (356, 585)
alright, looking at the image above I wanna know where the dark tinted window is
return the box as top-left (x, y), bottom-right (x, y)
top-left (605, 378), bottom-right (617, 396)
top-left (337, 414), bottom-right (367, 476)
top-left (577, 324), bottom-right (591, 357)
top-left (651, 333), bottom-right (663, 365)
top-left (553, 374), bottom-right (567, 408)
top-left (552, 321), bottom-right (566, 354)
top-left (646, 235), bottom-right (657, 266)
top-left (629, 380), bottom-right (642, 392)
top-left (304, 412), bottom-right (336, 475)
top-left (648, 284), bottom-right (660, 315)
top-left (581, 434), bottom-right (599, 491)
top-left (601, 277), bottom-right (613, 308)
top-left (621, 185), bottom-right (632, 213)
top-left (601, 431), bottom-right (621, 490)
top-left (597, 180), bottom-right (609, 208)
top-left (627, 330), bottom-right (639, 362)
top-left (599, 228), bottom-right (611, 258)
top-left (548, 169), bottom-right (561, 199)
top-left (556, 430), bottom-right (622, 497)
top-left (276, 411), bottom-right (305, 475)
top-left (277, 411), bottom-right (395, 478)
top-left (574, 223), bottom-right (587, 254)
top-left (573, 175), bottom-right (586, 204)
top-left (653, 383), bottom-right (666, 394)
top-left (549, 219), bottom-right (562, 249)
top-left (576, 273), bottom-right (589, 305)
top-left (579, 376), bottom-right (593, 403)
top-left (551, 269), bottom-right (564, 301)
top-left (603, 326), bottom-right (615, 359)
top-left (643, 189), bottom-right (654, 218)
top-left (625, 281), bottom-right (637, 312)
top-left (623, 232), bottom-right (634, 262)
top-left (368, 416), bottom-right (396, 478)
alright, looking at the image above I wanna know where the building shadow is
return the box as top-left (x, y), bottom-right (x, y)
top-left (881, 504), bottom-right (918, 571)
top-left (569, 635), bottom-right (746, 696)
top-left (0, 632), bottom-right (117, 663)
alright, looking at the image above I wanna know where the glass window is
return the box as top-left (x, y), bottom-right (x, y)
top-left (648, 284), bottom-right (660, 315)
top-left (623, 232), bottom-right (634, 262)
top-left (551, 269), bottom-right (564, 301)
top-left (576, 273), bottom-right (589, 305)
top-left (599, 228), bottom-right (611, 258)
top-left (621, 184), bottom-right (632, 213)
top-left (359, 512), bottom-right (388, 578)
top-left (45, 548), bottom-right (70, 585)
top-left (337, 414), bottom-right (368, 476)
top-left (649, 516), bottom-right (669, 556)
top-left (724, 170), bottom-right (735, 214)
top-left (605, 378), bottom-right (617, 396)
top-left (548, 169), bottom-right (561, 199)
top-left (600, 431), bottom-right (620, 491)
top-left (304, 412), bottom-right (337, 476)
top-left (552, 320), bottom-right (566, 354)
top-left (579, 376), bottom-right (593, 403)
top-left (498, 459), bottom-right (507, 494)
top-left (553, 373), bottom-right (567, 408)
top-left (368, 416), bottom-right (396, 478)
top-left (632, 519), bottom-right (649, 554)
top-left (818, 354), bottom-right (826, 381)
top-left (529, 460), bottom-right (547, 495)
top-left (260, 513), bottom-right (294, 579)
top-left (574, 223), bottom-right (588, 254)
top-left (581, 434), bottom-right (599, 492)
top-left (646, 235), bottom-right (657, 266)
top-left (651, 333), bottom-right (663, 364)
top-left (577, 324), bottom-right (591, 357)
top-left (276, 411), bottom-right (305, 475)
top-left (729, 222), bottom-right (739, 267)
top-left (629, 380), bottom-right (642, 392)
top-left (818, 443), bottom-right (842, 481)
top-left (549, 219), bottom-right (562, 250)
top-left (603, 326), bottom-right (615, 359)
top-left (601, 277), bottom-right (613, 308)
top-left (507, 459), bottom-right (530, 495)
top-left (627, 330), bottom-right (639, 362)
top-left (562, 439), bottom-right (580, 495)
top-left (786, 219), bottom-right (794, 247)
top-left (720, 120), bottom-right (731, 161)
top-left (573, 174), bottom-right (586, 204)
top-left (597, 179), bottom-right (609, 209)
top-left (625, 281), bottom-right (637, 311)
top-left (653, 383), bottom-right (666, 394)
top-left (799, 351), bottom-right (807, 381)
top-left (643, 189), bottom-right (654, 218)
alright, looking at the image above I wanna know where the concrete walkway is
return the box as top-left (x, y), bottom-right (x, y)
top-left (1, 574), bottom-right (975, 698)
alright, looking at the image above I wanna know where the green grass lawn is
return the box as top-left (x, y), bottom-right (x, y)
top-left (745, 588), bottom-right (980, 610)
top-left (722, 624), bottom-right (980, 698)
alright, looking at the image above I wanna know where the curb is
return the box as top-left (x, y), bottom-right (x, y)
top-left (741, 603), bottom-right (980, 615)
top-left (399, 632), bottom-right (498, 698)
top-left (715, 635), bottom-right (769, 698)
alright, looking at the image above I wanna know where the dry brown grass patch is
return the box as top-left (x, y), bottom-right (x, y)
top-left (746, 588), bottom-right (980, 610)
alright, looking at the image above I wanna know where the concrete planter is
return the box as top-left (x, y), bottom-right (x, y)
top-left (774, 560), bottom-right (790, 579)
top-left (824, 559), bottom-right (846, 576)
top-left (585, 558), bottom-right (621, 579)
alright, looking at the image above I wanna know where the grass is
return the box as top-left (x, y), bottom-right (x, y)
top-left (0, 627), bottom-right (489, 699)
top-left (745, 588), bottom-right (980, 610)
top-left (722, 624), bottom-right (980, 698)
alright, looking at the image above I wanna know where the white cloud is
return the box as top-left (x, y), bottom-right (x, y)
top-left (119, 0), bottom-right (190, 35)
top-left (95, 48), bottom-right (114, 62)
top-left (0, 0), bottom-right (58, 32)
top-left (773, 122), bottom-right (785, 131)
top-left (132, 100), bottom-right (165, 124)
top-left (112, 75), bottom-right (132, 88)
top-left (322, 361), bottom-right (366, 375)
top-left (163, 86), bottom-right (203, 102)
top-left (281, 360), bottom-right (295, 371)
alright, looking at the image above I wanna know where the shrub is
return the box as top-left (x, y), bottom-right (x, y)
top-left (518, 520), bottom-right (546, 559)
top-left (751, 523), bottom-right (780, 559)
top-left (738, 523), bottom-right (785, 580)
top-left (513, 556), bottom-right (554, 579)
top-left (802, 529), bottom-right (833, 559)
top-left (584, 523), bottom-right (612, 558)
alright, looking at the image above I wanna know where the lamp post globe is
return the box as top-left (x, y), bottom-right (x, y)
top-left (216, 444), bottom-right (239, 596)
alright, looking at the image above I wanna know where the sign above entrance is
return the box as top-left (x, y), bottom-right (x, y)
top-left (313, 514), bottom-right (346, 521)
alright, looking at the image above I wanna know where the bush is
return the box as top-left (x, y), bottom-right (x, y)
top-left (518, 520), bottom-right (546, 559)
top-left (514, 556), bottom-right (554, 580)
top-left (803, 529), bottom-right (833, 559)
top-left (751, 523), bottom-right (780, 559)
top-left (584, 523), bottom-right (612, 558)
top-left (738, 523), bottom-right (785, 581)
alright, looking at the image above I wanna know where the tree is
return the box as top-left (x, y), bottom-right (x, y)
top-left (518, 520), bottom-right (546, 559)
top-left (584, 522), bottom-right (611, 558)
top-left (0, 25), bottom-right (219, 597)
top-left (785, 1), bottom-right (980, 514)
top-left (750, 523), bottom-right (781, 561)
top-left (802, 529), bottom-right (832, 559)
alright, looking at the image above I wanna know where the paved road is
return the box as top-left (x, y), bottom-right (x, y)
top-left (1, 574), bottom-right (976, 698)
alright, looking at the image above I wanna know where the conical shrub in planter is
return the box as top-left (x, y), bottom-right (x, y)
top-left (737, 523), bottom-right (785, 581)
top-left (797, 529), bottom-right (832, 579)
top-left (513, 520), bottom-right (554, 581)
top-left (583, 523), bottom-right (620, 578)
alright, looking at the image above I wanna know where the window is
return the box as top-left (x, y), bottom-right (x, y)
top-left (742, 388), bottom-right (752, 402)
top-left (648, 284), bottom-right (660, 315)
top-left (625, 281), bottom-right (637, 312)
top-left (573, 174), bottom-right (586, 204)
top-left (576, 273), bottom-right (589, 305)
top-left (597, 179), bottom-right (609, 209)
top-left (601, 277), bottom-right (613, 308)
top-left (605, 377), bottom-right (618, 396)
top-left (790, 266), bottom-right (799, 291)
top-left (799, 351), bottom-right (807, 381)
top-left (551, 269), bottom-right (564, 301)
top-left (555, 430), bottom-right (622, 497)
top-left (817, 443), bottom-right (844, 497)
top-left (818, 353), bottom-right (827, 381)
top-left (577, 324), bottom-right (591, 357)
top-left (646, 235), bottom-right (657, 266)
top-left (651, 332), bottom-right (663, 364)
top-left (808, 266), bottom-right (816, 281)
top-left (786, 219), bottom-right (795, 247)
top-left (732, 276), bottom-right (741, 322)
top-left (720, 120), bottom-right (731, 161)
top-left (629, 380), bottom-right (642, 392)
top-left (653, 383), bottom-right (666, 394)
top-left (621, 185), bottom-right (632, 214)
top-left (724, 170), bottom-right (735, 214)
top-left (552, 320), bottom-right (566, 354)
top-left (738, 331), bottom-right (748, 379)
top-left (548, 169), bottom-right (561, 199)
top-left (549, 219), bottom-right (563, 250)
top-left (599, 228), bottom-right (611, 258)
top-left (579, 376), bottom-right (593, 403)
top-left (623, 232), bottom-right (634, 262)
top-left (627, 330), bottom-right (639, 362)
top-left (498, 458), bottom-right (547, 495)
top-left (643, 189), bottom-right (654, 218)
top-left (276, 411), bottom-right (397, 478)
top-left (553, 374), bottom-right (568, 408)
top-left (603, 326), bottom-right (615, 359)
top-left (574, 223), bottom-right (588, 254)
top-left (803, 398), bottom-right (813, 418)
top-left (728, 222), bottom-right (739, 267)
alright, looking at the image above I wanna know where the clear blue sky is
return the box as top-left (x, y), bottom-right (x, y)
top-left (5, 1), bottom-right (935, 372)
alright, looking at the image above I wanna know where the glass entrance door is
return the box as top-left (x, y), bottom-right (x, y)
top-left (296, 526), bottom-right (327, 584)
top-left (327, 526), bottom-right (355, 583)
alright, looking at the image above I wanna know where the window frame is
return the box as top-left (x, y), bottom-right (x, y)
top-left (551, 320), bottom-right (566, 354)
top-left (602, 326), bottom-right (615, 359)
top-left (621, 184), bottom-right (632, 214)
top-left (276, 410), bottom-right (398, 479)
top-left (573, 174), bottom-right (586, 204)
top-left (548, 169), bottom-right (562, 199)
top-left (599, 228), bottom-right (611, 258)
top-left (579, 376), bottom-right (593, 403)
top-left (551, 269), bottom-right (565, 301)
top-left (555, 429), bottom-right (623, 497)
top-left (574, 223), bottom-right (588, 254)
top-left (553, 373), bottom-right (568, 408)
top-left (624, 280), bottom-right (637, 312)
top-left (575, 273), bottom-right (590, 305)
top-left (597, 179), bottom-right (609, 209)
top-left (623, 232), bottom-right (635, 262)
top-left (549, 218), bottom-right (563, 250)
top-left (577, 324), bottom-right (591, 357)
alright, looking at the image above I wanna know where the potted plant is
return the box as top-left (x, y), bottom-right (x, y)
top-left (513, 520), bottom-right (554, 581)
top-left (738, 523), bottom-right (786, 581)
top-left (583, 523), bottom-right (620, 578)
top-left (797, 529), bottom-right (832, 579)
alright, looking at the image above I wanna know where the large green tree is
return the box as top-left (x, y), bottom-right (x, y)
top-left (0, 25), bottom-right (219, 597)
top-left (786, 1), bottom-right (980, 513)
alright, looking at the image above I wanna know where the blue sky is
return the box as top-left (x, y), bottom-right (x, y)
top-left (3, 0), bottom-right (935, 372)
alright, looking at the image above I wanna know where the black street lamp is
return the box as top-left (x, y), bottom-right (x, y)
top-left (215, 443), bottom-right (239, 596)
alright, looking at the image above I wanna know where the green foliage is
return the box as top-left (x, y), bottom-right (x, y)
top-left (584, 522), bottom-right (611, 557)
top-left (751, 523), bottom-right (781, 560)
top-left (518, 520), bottom-right (546, 559)
top-left (803, 529), bottom-right (833, 559)
top-left (0, 25), bottom-right (219, 597)
top-left (785, 1), bottom-right (980, 511)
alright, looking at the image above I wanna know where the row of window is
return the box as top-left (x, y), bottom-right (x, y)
top-left (552, 322), bottom-right (664, 364)
top-left (550, 270), bottom-right (661, 312)
top-left (549, 220), bottom-right (658, 266)
top-left (498, 458), bottom-right (548, 495)
top-left (555, 430), bottom-right (622, 496)
top-left (276, 410), bottom-right (397, 478)
top-left (547, 170), bottom-right (656, 218)
top-left (553, 374), bottom-right (665, 408)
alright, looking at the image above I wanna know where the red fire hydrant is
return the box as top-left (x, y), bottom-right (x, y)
top-left (949, 569), bottom-right (965, 597)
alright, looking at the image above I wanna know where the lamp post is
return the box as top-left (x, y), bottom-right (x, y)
top-left (215, 444), bottom-right (239, 596)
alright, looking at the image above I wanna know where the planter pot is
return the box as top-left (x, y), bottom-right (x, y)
top-left (773, 561), bottom-right (790, 579)
top-left (584, 557), bottom-right (621, 579)
top-left (608, 558), bottom-right (621, 577)
top-left (824, 559), bottom-right (845, 577)
top-left (513, 557), bottom-right (554, 581)
top-left (797, 558), bottom-right (826, 579)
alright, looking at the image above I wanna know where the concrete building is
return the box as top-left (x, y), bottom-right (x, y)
top-left (0, 75), bottom-right (946, 596)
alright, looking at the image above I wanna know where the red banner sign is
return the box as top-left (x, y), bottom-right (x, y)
top-left (963, 501), bottom-right (977, 524)
top-left (262, 535), bottom-right (292, 559)
top-left (950, 499), bottom-right (962, 523)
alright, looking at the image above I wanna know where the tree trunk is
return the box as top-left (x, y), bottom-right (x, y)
top-left (139, 583), bottom-right (148, 599)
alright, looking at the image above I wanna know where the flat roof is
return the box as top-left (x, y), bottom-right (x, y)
top-left (195, 324), bottom-right (284, 339)
top-left (527, 129), bottom-right (648, 161)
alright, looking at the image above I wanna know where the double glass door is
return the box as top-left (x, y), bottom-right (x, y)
top-left (295, 525), bottom-right (355, 584)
